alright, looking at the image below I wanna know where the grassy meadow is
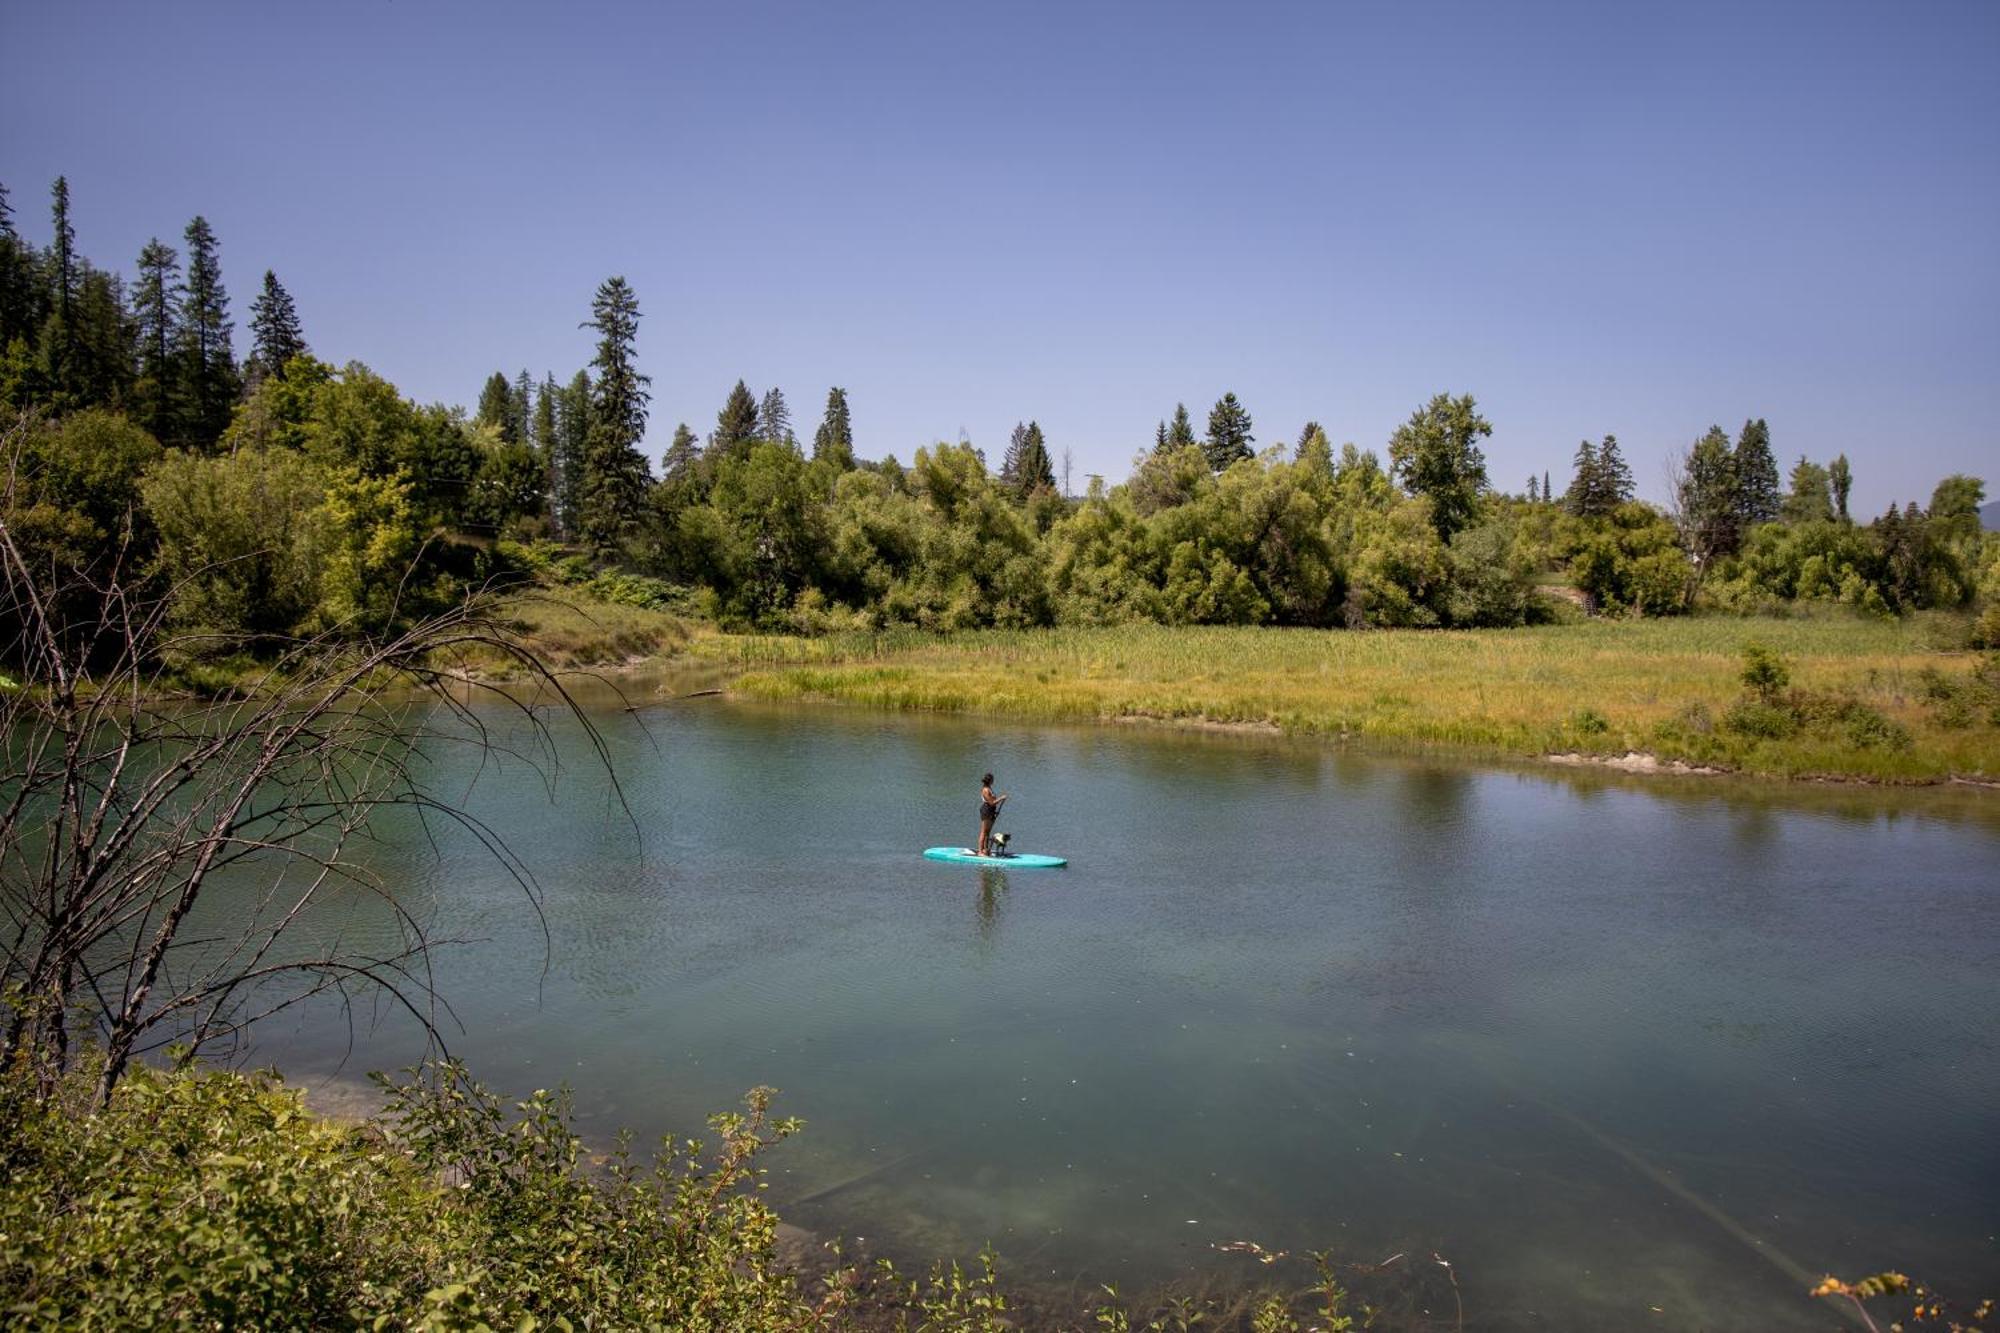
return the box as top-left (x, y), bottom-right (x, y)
top-left (679, 616), bottom-right (2000, 783)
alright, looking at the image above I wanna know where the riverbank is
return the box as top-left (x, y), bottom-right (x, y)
top-left (684, 618), bottom-right (1998, 785)
top-left (470, 595), bottom-right (2000, 784)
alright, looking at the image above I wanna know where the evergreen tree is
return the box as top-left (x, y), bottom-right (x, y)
top-left (711, 379), bottom-right (759, 460)
top-left (131, 239), bottom-right (180, 440)
top-left (1526, 474), bottom-right (1539, 503)
top-left (1675, 425), bottom-right (1740, 568)
top-left (813, 386), bottom-right (854, 469)
top-left (247, 269), bottom-right (306, 380)
top-left (1203, 392), bottom-right (1254, 470)
top-left (1782, 455), bottom-right (1833, 525)
top-left (475, 372), bottom-right (515, 439)
top-left (72, 266), bottom-right (134, 410)
top-left (0, 180), bottom-right (41, 354)
top-left (533, 372), bottom-right (558, 520)
top-left (1154, 420), bottom-right (1168, 452)
top-left (1387, 392), bottom-right (1491, 540)
top-left (1000, 422), bottom-right (1028, 490)
top-left (1017, 420), bottom-right (1055, 494)
top-left (578, 276), bottom-right (651, 550)
top-left (1828, 454), bottom-right (1852, 523)
top-left (1733, 418), bottom-right (1780, 525)
top-left (1563, 438), bottom-right (1599, 516)
top-left (1166, 402), bottom-right (1196, 450)
top-left (1543, 470), bottom-right (1550, 502)
top-left (177, 215), bottom-right (238, 448)
top-left (1596, 434), bottom-right (1633, 507)
top-left (511, 369), bottom-right (533, 444)
top-left (758, 385), bottom-right (792, 444)
top-left (42, 177), bottom-right (78, 401)
top-left (661, 421), bottom-right (700, 481)
top-left (550, 369), bottom-right (591, 539)
top-left (1297, 421), bottom-right (1324, 456)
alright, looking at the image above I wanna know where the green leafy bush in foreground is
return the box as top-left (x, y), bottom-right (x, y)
top-left (0, 1055), bottom-right (847, 1331)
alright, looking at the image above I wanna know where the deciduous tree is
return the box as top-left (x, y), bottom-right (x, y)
top-left (1387, 392), bottom-right (1490, 540)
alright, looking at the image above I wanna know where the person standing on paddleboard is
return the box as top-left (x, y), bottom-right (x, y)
top-left (977, 773), bottom-right (1008, 855)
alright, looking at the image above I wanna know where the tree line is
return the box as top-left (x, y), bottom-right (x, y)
top-left (1, 175), bottom-right (1993, 661)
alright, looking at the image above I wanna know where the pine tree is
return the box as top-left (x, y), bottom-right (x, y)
top-left (1828, 454), bottom-right (1852, 523)
top-left (1781, 455), bottom-right (1832, 525)
top-left (42, 177), bottom-right (78, 400)
top-left (72, 266), bottom-right (134, 411)
top-left (1166, 402), bottom-right (1196, 450)
top-left (511, 370), bottom-right (533, 444)
top-left (1155, 420), bottom-right (1168, 451)
top-left (177, 215), bottom-right (237, 448)
top-left (1596, 434), bottom-right (1633, 508)
top-left (131, 239), bottom-right (180, 440)
top-left (758, 385), bottom-right (792, 445)
top-left (0, 180), bottom-right (41, 353)
top-left (577, 276), bottom-right (651, 550)
top-left (1297, 421), bottom-right (1324, 456)
top-left (1733, 418), bottom-right (1780, 525)
top-left (998, 422), bottom-right (1025, 490)
top-left (1203, 392), bottom-right (1253, 470)
top-left (1676, 425), bottom-right (1740, 568)
top-left (533, 372), bottom-right (558, 521)
top-left (712, 379), bottom-right (759, 460)
top-left (661, 422), bottom-right (700, 481)
top-left (1017, 420), bottom-right (1055, 494)
top-left (475, 372), bottom-right (515, 438)
top-left (550, 369), bottom-right (591, 539)
top-left (247, 269), bottom-right (306, 381)
top-left (813, 386), bottom-right (854, 468)
top-left (1526, 474), bottom-right (1539, 503)
top-left (1563, 438), bottom-right (1599, 516)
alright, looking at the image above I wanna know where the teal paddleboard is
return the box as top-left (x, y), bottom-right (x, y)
top-left (924, 846), bottom-right (1068, 868)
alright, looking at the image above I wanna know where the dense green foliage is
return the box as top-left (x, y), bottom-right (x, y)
top-left (0, 171), bottom-right (1993, 670)
top-left (0, 1055), bottom-right (842, 1330)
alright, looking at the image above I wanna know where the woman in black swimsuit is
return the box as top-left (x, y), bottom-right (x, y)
top-left (977, 772), bottom-right (1007, 855)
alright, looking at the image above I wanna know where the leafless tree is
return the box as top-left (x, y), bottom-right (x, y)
top-left (1, 419), bottom-right (616, 1107)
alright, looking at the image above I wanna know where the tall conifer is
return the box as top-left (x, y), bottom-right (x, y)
top-left (475, 372), bottom-right (515, 437)
top-left (131, 239), bottom-right (180, 439)
top-left (1166, 402), bottom-right (1196, 450)
top-left (1733, 418), bottom-right (1780, 525)
top-left (712, 380), bottom-right (759, 460)
top-left (177, 215), bottom-right (237, 448)
top-left (247, 269), bottom-right (306, 381)
top-left (813, 387), bottom-right (854, 468)
top-left (578, 276), bottom-right (651, 550)
top-left (758, 386), bottom-right (793, 445)
top-left (661, 422), bottom-right (700, 481)
top-left (1203, 393), bottom-right (1254, 470)
top-left (43, 177), bottom-right (78, 399)
top-left (1017, 421), bottom-right (1055, 494)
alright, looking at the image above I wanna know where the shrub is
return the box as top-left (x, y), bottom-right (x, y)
top-left (1739, 642), bottom-right (1790, 701)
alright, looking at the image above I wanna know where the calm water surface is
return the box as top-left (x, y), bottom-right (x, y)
top-left (224, 687), bottom-right (2000, 1330)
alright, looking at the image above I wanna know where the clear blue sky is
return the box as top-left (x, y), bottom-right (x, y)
top-left (3, 0), bottom-right (1995, 512)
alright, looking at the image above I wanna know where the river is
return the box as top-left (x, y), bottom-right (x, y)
top-left (216, 682), bottom-right (2000, 1330)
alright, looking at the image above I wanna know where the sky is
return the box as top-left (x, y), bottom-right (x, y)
top-left (2, 0), bottom-right (1995, 513)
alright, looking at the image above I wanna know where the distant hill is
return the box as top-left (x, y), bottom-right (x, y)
top-left (1984, 500), bottom-right (2000, 531)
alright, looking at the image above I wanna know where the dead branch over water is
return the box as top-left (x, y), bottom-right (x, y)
top-left (0, 419), bottom-right (618, 1105)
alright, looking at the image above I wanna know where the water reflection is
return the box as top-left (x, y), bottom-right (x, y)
top-left (208, 697), bottom-right (2000, 1332)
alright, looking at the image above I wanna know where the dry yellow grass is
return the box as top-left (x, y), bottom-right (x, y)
top-left (689, 618), bottom-right (1999, 783)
